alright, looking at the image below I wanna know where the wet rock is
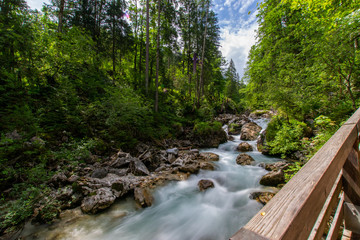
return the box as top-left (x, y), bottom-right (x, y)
top-left (264, 161), bottom-right (289, 171)
top-left (236, 153), bottom-right (255, 166)
top-left (200, 152), bottom-right (220, 161)
top-left (166, 148), bottom-right (179, 156)
top-left (91, 168), bottom-right (108, 179)
top-left (198, 179), bottom-right (215, 191)
top-left (200, 162), bottom-right (215, 171)
top-left (240, 122), bottom-right (262, 141)
top-left (134, 187), bottom-right (153, 208)
top-left (260, 170), bottom-right (285, 186)
top-left (236, 142), bottom-right (253, 152)
top-left (81, 188), bottom-right (116, 214)
top-left (250, 192), bottom-right (275, 205)
top-left (129, 159), bottom-right (150, 176)
top-left (179, 164), bottom-right (200, 174)
top-left (228, 135), bottom-right (235, 141)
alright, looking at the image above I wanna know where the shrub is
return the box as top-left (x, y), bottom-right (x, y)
top-left (193, 121), bottom-right (222, 135)
top-left (267, 120), bottom-right (307, 158)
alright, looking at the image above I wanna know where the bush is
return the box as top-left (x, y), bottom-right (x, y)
top-left (267, 120), bottom-right (307, 158)
top-left (193, 121), bottom-right (222, 135)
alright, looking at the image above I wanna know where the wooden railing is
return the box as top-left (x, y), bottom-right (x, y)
top-left (231, 108), bottom-right (360, 240)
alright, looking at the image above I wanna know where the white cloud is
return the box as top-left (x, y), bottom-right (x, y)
top-left (239, 0), bottom-right (257, 14)
top-left (27, 0), bottom-right (50, 10)
top-left (219, 21), bottom-right (258, 79)
top-left (224, 0), bottom-right (236, 7)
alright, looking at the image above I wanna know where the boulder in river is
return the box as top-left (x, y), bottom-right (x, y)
top-left (134, 187), bottom-right (153, 208)
top-left (236, 153), bottom-right (255, 166)
top-left (198, 179), bottom-right (215, 191)
top-left (250, 192), bottom-right (275, 205)
top-left (236, 142), bottom-right (253, 152)
top-left (200, 152), bottom-right (220, 161)
top-left (260, 170), bottom-right (285, 186)
top-left (81, 188), bottom-right (116, 214)
top-left (240, 122), bottom-right (262, 141)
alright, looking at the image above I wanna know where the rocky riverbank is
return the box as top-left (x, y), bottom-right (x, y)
top-left (3, 110), bottom-right (291, 239)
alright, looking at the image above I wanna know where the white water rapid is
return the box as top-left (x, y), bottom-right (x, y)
top-left (21, 118), bottom-right (281, 240)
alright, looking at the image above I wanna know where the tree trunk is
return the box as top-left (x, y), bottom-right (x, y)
top-left (198, 3), bottom-right (209, 107)
top-left (58, 0), bottom-right (65, 33)
top-left (133, 0), bottom-right (138, 74)
top-left (155, 0), bottom-right (161, 112)
top-left (145, 0), bottom-right (150, 94)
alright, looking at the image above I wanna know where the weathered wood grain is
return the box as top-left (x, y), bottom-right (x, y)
top-left (309, 172), bottom-right (342, 240)
top-left (326, 192), bottom-right (344, 240)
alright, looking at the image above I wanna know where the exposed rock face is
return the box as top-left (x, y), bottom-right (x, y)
top-left (236, 153), bottom-right (255, 166)
top-left (250, 192), bottom-right (276, 205)
top-left (260, 170), bottom-right (285, 186)
top-left (237, 142), bottom-right (253, 152)
top-left (129, 159), bottom-right (150, 176)
top-left (134, 187), bottom-right (153, 208)
top-left (240, 122), bottom-right (262, 141)
top-left (81, 188), bottom-right (116, 214)
top-left (49, 172), bottom-right (69, 187)
top-left (198, 179), bottom-right (215, 191)
top-left (91, 168), bottom-right (108, 179)
top-left (200, 152), bottom-right (220, 161)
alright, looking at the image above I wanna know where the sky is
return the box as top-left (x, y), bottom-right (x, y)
top-left (27, 0), bottom-right (261, 79)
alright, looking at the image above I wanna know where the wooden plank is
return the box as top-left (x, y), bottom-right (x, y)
top-left (346, 147), bottom-right (359, 172)
top-left (326, 192), bottom-right (345, 240)
top-left (230, 228), bottom-right (269, 240)
top-left (309, 171), bottom-right (343, 240)
top-left (343, 169), bottom-right (360, 206)
top-left (344, 107), bottom-right (360, 129)
top-left (342, 229), bottom-right (352, 240)
top-left (232, 124), bottom-right (358, 240)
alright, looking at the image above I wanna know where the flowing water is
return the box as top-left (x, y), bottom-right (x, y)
top-left (22, 118), bottom-right (281, 240)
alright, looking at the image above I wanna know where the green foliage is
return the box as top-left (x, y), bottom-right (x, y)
top-left (266, 115), bottom-right (284, 142)
top-left (303, 115), bottom-right (338, 159)
top-left (284, 162), bottom-right (303, 182)
top-left (244, 0), bottom-right (360, 120)
top-left (193, 121), bottom-right (222, 136)
top-left (267, 119), bottom-right (307, 158)
top-left (0, 186), bottom-right (42, 231)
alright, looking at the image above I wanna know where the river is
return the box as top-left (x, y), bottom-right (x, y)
top-left (21, 118), bottom-right (281, 240)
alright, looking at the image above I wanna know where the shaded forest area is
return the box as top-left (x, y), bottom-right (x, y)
top-left (0, 0), bottom-right (359, 235)
top-left (0, 0), bottom-right (243, 233)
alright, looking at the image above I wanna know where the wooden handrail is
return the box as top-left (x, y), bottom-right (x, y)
top-left (231, 108), bottom-right (360, 240)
